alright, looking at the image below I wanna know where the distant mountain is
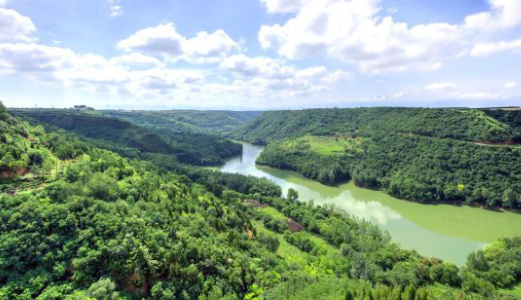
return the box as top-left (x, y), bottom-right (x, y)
top-left (102, 110), bottom-right (264, 135)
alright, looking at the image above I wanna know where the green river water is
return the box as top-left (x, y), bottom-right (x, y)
top-left (219, 143), bottom-right (521, 265)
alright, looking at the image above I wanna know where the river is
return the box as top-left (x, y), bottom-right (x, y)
top-left (219, 143), bottom-right (521, 265)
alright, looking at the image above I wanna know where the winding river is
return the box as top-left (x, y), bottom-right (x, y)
top-left (220, 143), bottom-right (521, 265)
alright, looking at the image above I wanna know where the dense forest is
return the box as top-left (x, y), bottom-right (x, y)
top-left (102, 110), bottom-right (263, 135)
top-left (3, 101), bottom-right (521, 299)
top-left (236, 108), bottom-right (521, 209)
top-left (11, 110), bottom-right (242, 166)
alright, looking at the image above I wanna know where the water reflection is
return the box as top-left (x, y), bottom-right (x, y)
top-left (220, 143), bottom-right (521, 265)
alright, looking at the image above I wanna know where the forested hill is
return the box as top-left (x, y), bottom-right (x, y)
top-left (11, 109), bottom-right (242, 166)
top-left (3, 100), bottom-right (521, 299)
top-left (234, 107), bottom-right (521, 209)
top-left (234, 108), bottom-right (518, 144)
top-left (103, 110), bottom-right (264, 135)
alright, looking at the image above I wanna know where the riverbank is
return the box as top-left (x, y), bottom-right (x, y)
top-left (219, 143), bottom-right (521, 265)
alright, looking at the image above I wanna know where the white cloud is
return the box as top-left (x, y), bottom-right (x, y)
top-left (220, 54), bottom-right (295, 79)
top-left (0, 8), bottom-right (36, 42)
top-left (258, 0), bottom-right (466, 73)
top-left (0, 43), bottom-right (75, 77)
top-left (465, 0), bottom-right (521, 30)
top-left (183, 30), bottom-right (239, 63)
top-left (457, 92), bottom-right (504, 100)
top-left (117, 23), bottom-right (239, 63)
top-left (117, 23), bottom-right (184, 58)
top-left (470, 38), bottom-right (521, 57)
top-left (258, 0), bottom-right (521, 73)
top-left (505, 82), bottom-right (516, 88)
top-left (0, 0), bottom-right (7, 6)
top-left (110, 53), bottom-right (163, 68)
top-left (321, 69), bottom-right (353, 84)
top-left (220, 54), bottom-right (352, 97)
top-left (425, 83), bottom-right (457, 91)
top-left (260, 0), bottom-right (312, 13)
top-left (108, 0), bottom-right (123, 18)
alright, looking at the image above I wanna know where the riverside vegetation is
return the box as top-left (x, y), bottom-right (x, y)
top-left (234, 107), bottom-right (521, 209)
top-left (2, 101), bottom-right (521, 299)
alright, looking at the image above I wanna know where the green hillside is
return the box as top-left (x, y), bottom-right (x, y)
top-left (236, 108), bottom-right (521, 208)
top-left (11, 109), bottom-right (242, 166)
top-left (103, 110), bottom-right (263, 135)
top-left (235, 108), bottom-right (514, 144)
top-left (2, 101), bottom-right (521, 299)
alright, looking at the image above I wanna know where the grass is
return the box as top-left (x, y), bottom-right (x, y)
top-left (256, 206), bottom-right (339, 256)
top-left (259, 206), bottom-right (288, 220)
top-left (253, 221), bottom-right (308, 266)
top-left (281, 135), bottom-right (362, 156)
top-left (499, 283), bottom-right (521, 298)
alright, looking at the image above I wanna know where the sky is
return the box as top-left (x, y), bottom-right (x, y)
top-left (0, 0), bottom-right (520, 110)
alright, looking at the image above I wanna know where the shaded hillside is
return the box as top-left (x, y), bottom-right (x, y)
top-left (15, 111), bottom-right (174, 154)
top-left (481, 109), bottom-right (521, 143)
top-left (235, 108), bottom-right (514, 144)
top-left (103, 110), bottom-right (264, 135)
top-left (12, 110), bottom-right (242, 165)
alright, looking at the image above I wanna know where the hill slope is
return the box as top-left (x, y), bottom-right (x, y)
top-left (236, 107), bottom-right (521, 208)
top-left (103, 109), bottom-right (264, 135)
top-left (2, 102), bottom-right (521, 299)
top-left (3, 102), bottom-right (521, 299)
top-left (235, 108), bottom-right (514, 144)
top-left (11, 109), bottom-right (242, 165)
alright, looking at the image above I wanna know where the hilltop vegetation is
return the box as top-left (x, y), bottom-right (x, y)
top-left (235, 108), bottom-right (515, 144)
top-left (237, 108), bottom-right (521, 208)
top-left (3, 101), bottom-right (521, 299)
top-left (103, 110), bottom-right (263, 135)
top-left (12, 110), bottom-right (241, 166)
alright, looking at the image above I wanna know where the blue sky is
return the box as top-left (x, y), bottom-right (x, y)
top-left (0, 0), bottom-right (520, 110)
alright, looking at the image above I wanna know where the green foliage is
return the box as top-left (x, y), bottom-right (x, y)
top-left (235, 107), bottom-right (514, 144)
top-left (240, 108), bottom-right (521, 208)
top-left (103, 110), bottom-right (263, 135)
top-left (1, 108), bottom-right (520, 300)
top-left (13, 110), bottom-right (243, 166)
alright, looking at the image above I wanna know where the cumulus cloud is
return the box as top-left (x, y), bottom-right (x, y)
top-left (117, 23), bottom-right (239, 63)
top-left (258, 0), bottom-right (465, 73)
top-left (110, 53), bottom-right (163, 68)
top-left (0, 8), bottom-right (36, 42)
top-left (470, 38), bottom-right (521, 57)
top-left (505, 82), bottom-right (517, 88)
top-left (220, 54), bottom-right (350, 97)
top-left (258, 0), bottom-right (521, 73)
top-left (425, 83), bottom-right (457, 91)
top-left (464, 0), bottom-right (521, 30)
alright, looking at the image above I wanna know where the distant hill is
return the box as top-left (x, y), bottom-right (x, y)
top-left (234, 107), bottom-right (516, 144)
top-left (103, 110), bottom-right (264, 135)
top-left (13, 111), bottom-right (174, 154)
top-left (235, 107), bottom-right (521, 209)
top-left (11, 109), bottom-right (242, 166)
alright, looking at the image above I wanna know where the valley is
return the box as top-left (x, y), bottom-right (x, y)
top-left (220, 143), bottom-right (521, 265)
top-left (2, 103), bottom-right (521, 299)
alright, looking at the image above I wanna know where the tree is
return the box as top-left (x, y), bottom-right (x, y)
top-left (87, 173), bottom-right (120, 201)
top-left (86, 278), bottom-right (122, 300)
top-left (0, 100), bottom-right (5, 113)
top-left (287, 188), bottom-right (299, 202)
top-left (502, 189), bottom-right (517, 208)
